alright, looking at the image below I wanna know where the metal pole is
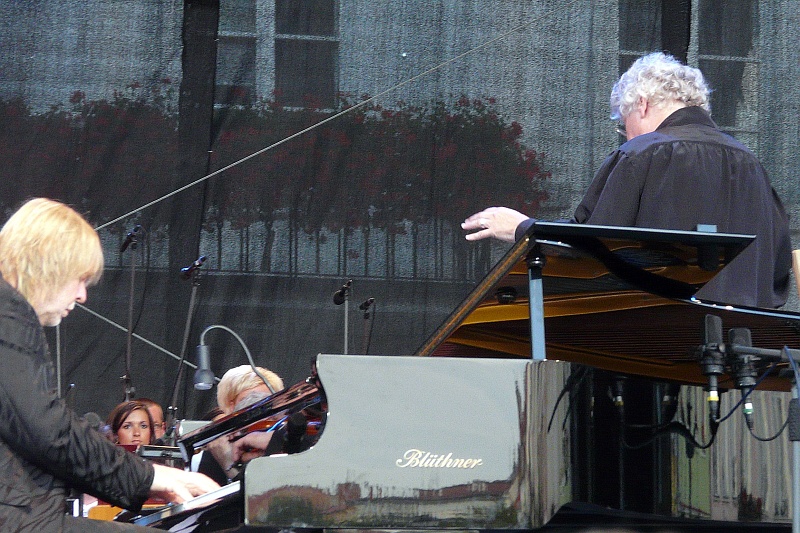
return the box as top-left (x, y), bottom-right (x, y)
top-left (526, 244), bottom-right (546, 361)
top-left (792, 382), bottom-right (799, 533)
top-left (343, 292), bottom-right (349, 355)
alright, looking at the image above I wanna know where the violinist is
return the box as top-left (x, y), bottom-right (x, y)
top-left (216, 364), bottom-right (284, 415)
top-left (198, 365), bottom-right (285, 482)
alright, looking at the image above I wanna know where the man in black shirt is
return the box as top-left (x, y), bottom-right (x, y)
top-left (463, 52), bottom-right (791, 308)
top-left (0, 198), bottom-right (219, 531)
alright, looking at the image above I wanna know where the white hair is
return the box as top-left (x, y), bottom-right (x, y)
top-left (610, 52), bottom-right (711, 120)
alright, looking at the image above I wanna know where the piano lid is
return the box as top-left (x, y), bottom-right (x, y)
top-left (417, 221), bottom-right (800, 390)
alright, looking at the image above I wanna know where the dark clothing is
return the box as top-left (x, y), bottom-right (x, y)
top-left (196, 426), bottom-right (287, 486)
top-left (518, 106), bottom-right (791, 308)
top-left (196, 450), bottom-right (230, 487)
top-left (0, 277), bottom-right (154, 531)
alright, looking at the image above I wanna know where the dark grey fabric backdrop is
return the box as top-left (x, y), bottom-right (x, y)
top-left (0, 0), bottom-right (797, 426)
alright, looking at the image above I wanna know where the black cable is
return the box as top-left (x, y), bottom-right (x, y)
top-left (716, 362), bottom-right (778, 424)
top-left (747, 416), bottom-right (789, 442)
top-left (622, 419), bottom-right (718, 451)
top-left (547, 365), bottom-right (590, 433)
top-left (622, 362), bottom-right (781, 451)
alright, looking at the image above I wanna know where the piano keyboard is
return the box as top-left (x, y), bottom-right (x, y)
top-left (132, 480), bottom-right (241, 527)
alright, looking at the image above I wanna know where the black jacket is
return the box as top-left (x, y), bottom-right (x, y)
top-left (520, 107), bottom-right (791, 308)
top-left (0, 277), bottom-right (154, 531)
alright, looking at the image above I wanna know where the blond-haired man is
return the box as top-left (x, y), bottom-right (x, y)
top-left (216, 364), bottom-right (284, 415)
top-left (196, 365), bottom-right (284, 482)
top-left (0, 198), bottom-right (219, 531)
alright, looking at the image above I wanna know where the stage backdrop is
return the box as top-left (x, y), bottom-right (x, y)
top-left (0, 0), bottom-right (798, 430)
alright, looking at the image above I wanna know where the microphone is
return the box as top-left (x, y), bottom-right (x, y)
top-left (180, 255), bottom-right (207, 280)
top-left (193, 343), bottom-right (216, 390)
top-left (699, 314), bottom-right (725, 424)
top-left (358, 297), bottom-right (375, 311)
top-left (332, 279), bottom-right (352, 305)
top-left (612, 376), bottom-right (625, 419)
top-left (729, 327), bottom-right (756, 431)
top-left (120, 225), bottom-right (142, 253)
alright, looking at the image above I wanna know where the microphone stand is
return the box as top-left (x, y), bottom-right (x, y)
top-left (333, 280), bottom-right (352, 355)
top-left (164, 266), bottom-right (203, 445)
top-left (120, 227), bottom-right (140, 401)
top-left (343, 290), bottom-right (349, 355)
top-left (697, 316), bottom-right (800, 533)
top-left (359, 298), bottom-right (375, 355)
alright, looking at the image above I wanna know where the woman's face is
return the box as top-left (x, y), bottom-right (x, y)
top-left (115, 408), bottom-right (152, 447)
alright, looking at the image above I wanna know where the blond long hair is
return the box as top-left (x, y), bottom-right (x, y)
top-left (0, 198), bottom-right (103, 306)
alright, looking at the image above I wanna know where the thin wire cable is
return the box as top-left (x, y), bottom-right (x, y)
top-left (76, 303), bottom-right (196, 368)
top-left (716, 362), bottom-right (778, 424)
top-left (80, 1), bottom-right (582, 376)
top-left (95, 0), bottom-right (579, 231)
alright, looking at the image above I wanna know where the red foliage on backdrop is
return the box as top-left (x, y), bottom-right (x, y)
top-left (1, 87), bottom-right (550, 273)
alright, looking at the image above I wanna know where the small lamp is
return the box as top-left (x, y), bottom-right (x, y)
top-left (193, 325), bottom-right (275, 393)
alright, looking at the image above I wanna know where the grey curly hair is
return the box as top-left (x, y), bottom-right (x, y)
top-left (610, 52), bottom-right (711, 121)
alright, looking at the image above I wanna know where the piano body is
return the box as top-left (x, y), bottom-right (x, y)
top-left (138, 222), bottom-right (800, 530)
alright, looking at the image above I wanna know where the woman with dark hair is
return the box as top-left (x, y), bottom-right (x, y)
top-left (107, 401), bottom-right (155, 448)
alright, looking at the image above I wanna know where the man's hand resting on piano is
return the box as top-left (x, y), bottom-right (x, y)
top-left (462, 207), bottom-right (529, 242)
top-left (231, 431), bottom-right (274, 465)
top-left (149, 463), bottom-right (221, 504)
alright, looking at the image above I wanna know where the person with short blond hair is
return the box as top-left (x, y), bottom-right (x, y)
top-left (0, 198), bottom-right (219, 531)
top-left (216, 364), bottom-right (284, 415)
top-left (195, 365), bottom-right (284, 483)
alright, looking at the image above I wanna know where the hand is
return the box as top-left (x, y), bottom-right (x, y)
top-left (462, 207), bottom-right (529, 243)
top-left (149, 463), bottom-right (220, 504)
top-left (231, 431), bottom-right (274, 465)
top-left (205, 434), bottom-right (237, 479)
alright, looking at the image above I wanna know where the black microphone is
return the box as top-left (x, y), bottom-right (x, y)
top-left (120, 225), bottom-right (142, 253)
top-left (700, 314), bottom-right (725, 424)
top-left (180, 255), bottom-right (207, 280)
top-left (729, 327), bottom-right (756, 431)
top-left (332, 279), bottom-right (352, 305)
top-left (358, 297), bottom-right (375, 311)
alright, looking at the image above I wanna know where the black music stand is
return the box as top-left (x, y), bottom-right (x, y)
top-left (418, 221), bottom-right (754, 363)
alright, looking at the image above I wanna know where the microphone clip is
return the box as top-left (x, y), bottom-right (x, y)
top-left (359, 297), bottom-right (375, 318)
top-left (333, 279), bottom-right (352, 305)
top-left (120, 225), bottom-right (142, 253)
top-left (180, 255), bottom-right (207, 280)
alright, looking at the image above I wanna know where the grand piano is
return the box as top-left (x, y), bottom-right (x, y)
top-left (134, 222), bottom-right (800, 531)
